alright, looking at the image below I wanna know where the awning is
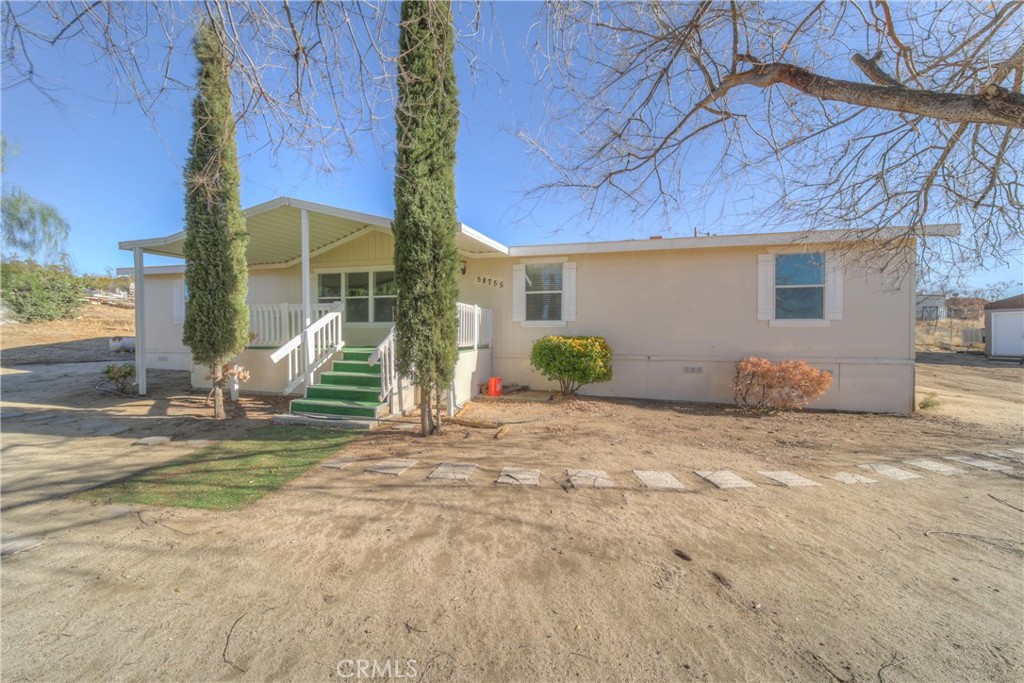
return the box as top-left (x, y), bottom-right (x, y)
top-left (118, 196), bottom-right (508, 265)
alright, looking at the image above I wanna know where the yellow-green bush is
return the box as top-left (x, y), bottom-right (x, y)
top-left (529, 335), bottom-right (613, 395)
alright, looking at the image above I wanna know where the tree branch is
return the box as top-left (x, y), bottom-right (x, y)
top-left (713, 62), bottom-right (1024, 128)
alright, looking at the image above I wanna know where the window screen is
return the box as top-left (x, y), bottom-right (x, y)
top-left (525, 263), bottom-right (563, 322)
top-left (775, 253), bottom-right (824, 319)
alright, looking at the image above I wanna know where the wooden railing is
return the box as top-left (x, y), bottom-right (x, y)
top-left (368, 326), bottom-right (397, 402)
top-left (249, 303), bottom-right (335, 346)
top-left (456, 302), bottom-right (492, 349)
top-left (269, 303), bottom-right (344, 394)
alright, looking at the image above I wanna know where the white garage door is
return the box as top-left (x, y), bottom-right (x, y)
top-left (991, 310), bottom-right (1024, 357)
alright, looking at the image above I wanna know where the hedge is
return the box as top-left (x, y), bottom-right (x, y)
top-left (529, 335), bottom-right (613, 395)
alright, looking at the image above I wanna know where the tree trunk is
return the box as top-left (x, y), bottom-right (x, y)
top-left (419, 384), bottom-right (434, 436)
top-left (211, 363), bottom-right (226, 419)
top-left (434, 385), bottom-right (444, 436)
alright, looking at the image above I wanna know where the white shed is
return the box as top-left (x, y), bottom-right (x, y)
top-left (985, 295), bottom-right (1024, 359)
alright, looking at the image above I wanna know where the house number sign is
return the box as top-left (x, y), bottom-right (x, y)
top-left (476, 276), bottom-right (504, 288)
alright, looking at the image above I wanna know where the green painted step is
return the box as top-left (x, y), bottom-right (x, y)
top-left (332, 360), bottom-right (381, 375)
top-left (306, 384), bottom-right (381, 401)
top-left (318, 371), bottom-right (381, 388)
top-left (290, 398), bottom-right (384, 419)
top-left (341, 347), bottom-right (374, 362)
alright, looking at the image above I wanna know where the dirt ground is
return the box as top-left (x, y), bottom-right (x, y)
top-left (0, 304), bottom-right (135, 365)
top-left (1, 341), bottom-right (1023, 680)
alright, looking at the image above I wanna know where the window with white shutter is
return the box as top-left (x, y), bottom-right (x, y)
top-left (514, 260), bottom-right (576, 327)
top-left (757, 251), bottom-right (842, 327)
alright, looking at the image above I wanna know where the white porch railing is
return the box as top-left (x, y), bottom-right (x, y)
top-left (368, 326), bottom-right (397, 402)
top-left (269, 303), bottom-right (344, 394)
top-left (456, 302), bottom-right (492, 349)
top-left (249, 303), bottom-right (335, 346)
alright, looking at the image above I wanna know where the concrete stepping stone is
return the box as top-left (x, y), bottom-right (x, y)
top-left (758, 471), bottom-right (820, 487)
top-left (945, 456), bottom-right (1013, 472)
top-left (904, 458), bottom-right (966, 476)
top-left (694, 470), bottom-right (755, 489)
top-left (132, 436), bottom-right (172, 446)
top-left (366, 459), bottom-right (417, 476)
top-left (321, 455), bottom-right (353, 470)
top-left (1, 534), bottom-right (44, 557)
top-left (980, 451), bottom-right (1024, 465)
top-left (496, 467), bottom-right (540, 486)
top-left (428, 462), bottom-right (476, 481)
top-left (857, 463), bottom-right (921, 480)
top-left (567, 469), bottom-right (614, 489)
top-left (831, 472), bottom-right (876, 484)
top-left (633, 470), bottom-right (685, 491)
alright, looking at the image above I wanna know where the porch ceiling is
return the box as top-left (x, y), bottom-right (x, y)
top-left (119, 197), bottom-right (508, 266)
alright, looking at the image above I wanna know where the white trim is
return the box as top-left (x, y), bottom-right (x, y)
top-left (512, 264), bottom-right (526, 322)
top-left (458, 223), bottom-right (509, 255)
top-left (518, 255), bottom-right (569, 264)
top-left (119, 231), bottom-right (186, 251)
top-left (520, 320), bottom-right (568, 328)
top-left (172, 281), bottom-right (185, 325)
top-left (504, 224), bottom-right (960, 258)
top-left (301, 208), bottom-right (311, 327)
top-left (133, 248), bottom-right (147, 396)
top-left (116, 265), bottom-right (185, 276)
top-left (769, 319), bottom-right (832, 328)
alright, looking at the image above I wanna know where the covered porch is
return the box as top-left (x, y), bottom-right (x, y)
top-left (120, 197), bottom-right (504, 416)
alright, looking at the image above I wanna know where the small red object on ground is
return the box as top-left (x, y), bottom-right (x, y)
top-left (488, 377), bottom-right (503, 397)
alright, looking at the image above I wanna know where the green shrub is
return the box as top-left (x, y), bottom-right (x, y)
top-left (529, 335), bottom-right (613, 395)
top-left (0, 259), bottom-right (83, 321)
top-left (103, 363), bottom-right (136, 393)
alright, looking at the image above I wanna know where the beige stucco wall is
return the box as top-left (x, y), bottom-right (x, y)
top-left (466, 244), bottom-right (916, 413)
top-left (142, 274), bottom-right (191, 371)
top-left (144, 231), bottom-right (917, 413)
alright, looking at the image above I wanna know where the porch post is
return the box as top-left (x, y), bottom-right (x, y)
top-left (300, 208), bottom-right (314, 387)
top-left (301, 208), bottom-right (311, 328)
top-left (132, 247), bottom-right (147, 395)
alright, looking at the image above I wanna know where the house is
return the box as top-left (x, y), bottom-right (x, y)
top-left (119, 197), bottom-right (959, 417)
top-left (984, 295), bottom-right (1024, 360)
top-left (915, 293), bottom-right (947, 321)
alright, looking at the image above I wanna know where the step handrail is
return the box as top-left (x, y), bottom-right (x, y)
top-left (270, 303), bottom-right (344, 394)
top-left (367, 326), bottom-right (397, 402)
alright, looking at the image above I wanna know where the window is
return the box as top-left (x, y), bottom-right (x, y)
top-left (526, 263), bottom-right (563, 321)
top-left (757, 251), bottom-right (842, 326)
top-left (317, 270), bottom-right (396, 324)
top-left (774, 253), bottom-right (824, 319)
top-left (513, 261), bottom-right (576, 326)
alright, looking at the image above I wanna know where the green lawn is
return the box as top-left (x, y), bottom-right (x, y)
top-left (76, 426), bottom-right (357, 510)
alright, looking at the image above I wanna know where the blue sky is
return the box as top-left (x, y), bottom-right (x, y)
top-left (2, 2), bottom-right (1020, 293)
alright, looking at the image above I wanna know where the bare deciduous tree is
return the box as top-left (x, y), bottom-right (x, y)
top-left (2, 1), bottom-right (489, 170)
top-left (531, 1), bottom-right (1023, 277)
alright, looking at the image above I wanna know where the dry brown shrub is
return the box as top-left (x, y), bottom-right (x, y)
top-left (733, 357), bottom-right (833, 412)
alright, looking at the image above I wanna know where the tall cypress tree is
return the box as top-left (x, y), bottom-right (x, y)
top-left (393, 0), bottom-right (460, 436)
top-left (181, 20), bottom-right (249, 419)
